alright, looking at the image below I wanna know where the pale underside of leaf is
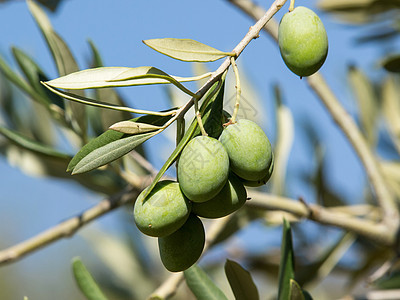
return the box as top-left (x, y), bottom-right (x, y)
top-left (109, 121), bottom-right (162, 134)
top-left (143, 38), bottom-right (234, 62)
top-left (44, 66), bottom-right (211, 91)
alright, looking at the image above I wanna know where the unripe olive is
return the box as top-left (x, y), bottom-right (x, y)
top-left (239, 153), bottom-right (274, 187)
top-left (278, 6), bottom-right (328, 77)
top-left (178, 136), bottom-right (230, 203)
top-left (219, 119), bottom-right (273, 182)
top-left (134, 180), bottom-right (191, 237)
top-left (192, 173), bottom-right (247, 218)
top-left (158, 214), bottom-right (205, 272)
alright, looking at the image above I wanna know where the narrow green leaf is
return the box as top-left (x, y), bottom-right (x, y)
top-left (184, 264), bottom-right (228, 300)
top-left (142, 78), bottom-right (225, 199)
top-left (348, 66), bottom-right (378, 146)
top-left (0, 126), bottom-right (70, 159)
top-left (270, 85), bottom-right (294, 196)
top-left (72, 257), bottom-right (108, 300)
top-left (88, 40), bottom-right (132, 132)
top-left (289, 279), bottom-right (305, 300)
top-left (42, 82), bottom-right (175, 116)
top-left (382, 75), bottom-right (400, 154)
top-left (67, 114), bottom-right (173, 172)
top-left (143, 38), bottom-right (234, 62)
top-left (44, 66), bottom-right (211, 97)
top-left (109, 121), bottom-right (162, 134)
top-left (72, 131), bottom-right (157, 174)
top-left (12, 47), bottom-right (65, 110)
top-left (28, 0), bottom-right (86, 134)
top-left (224, 259), bottom-right (259, 300)
top-left (277, 219), bottom-right (295, 300)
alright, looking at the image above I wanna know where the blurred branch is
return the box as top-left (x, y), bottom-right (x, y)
top-left (0, 185), bottom-right (140, 266)
top-left (226, 0), bottom-right (399, 233)
top-left (246, 192), bottom-right (394, 246)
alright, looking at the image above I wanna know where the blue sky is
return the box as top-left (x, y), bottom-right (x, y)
top-left (0, 0), bottom-right (393, 298)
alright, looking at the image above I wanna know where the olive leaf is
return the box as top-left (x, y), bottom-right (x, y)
top-left (72, 131), bottom-right (158, 174)
top-left (224, 259), bottom-right (260, 300)
top-left (143, 38), bottom-right (235, 62)
top-left (11, 47), bottom-right (65, 110)
top-left (44, 66), bottom-right (211, 97)
top-left (72, 257), bottom-right (108, 300)
top-left (184, 264), bottom-right (228, 300)
top-left (42, 82), bottom-right (159, 115)
top-left (109, 121), bottom-right (162, 134)
top-left (28, 0), bottom-right (86, 134)
top-left (0, 126), bottom-right (70, 160)
top-left (277, 219), bottom-right (295, 300)
top-left (348, 66), bottom-right (378, 147)
top-left (67, 113), bottom-right (173, 173)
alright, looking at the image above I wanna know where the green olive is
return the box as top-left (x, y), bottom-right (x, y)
top-left (278, 6), bottom-right (328, 77)
top-left (158, 214), bottom-right (205, 272)
top-left (192, 173), bottom-right (247, 218)
top-left (134, 180), bottom-right (191, 237)
top-left (219, 119), bottom-right (273, 182)
top-left (178, 136), bottom-right (229, 202)
top-left (239, 153), bottom-right (274, 187)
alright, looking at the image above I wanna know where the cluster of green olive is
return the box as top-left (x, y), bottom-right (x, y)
top-left (133, 119), bottom-right (274, 272)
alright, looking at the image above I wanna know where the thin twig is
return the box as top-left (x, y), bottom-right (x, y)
top-left (0, 186), bottom-right (139, 266)
top-left (226, 0), bottom-right (399, 236)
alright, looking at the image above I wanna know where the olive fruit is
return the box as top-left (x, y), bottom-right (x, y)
top-left (134, 180), bottom-right (191, 237)
top-left (192, 173), bottom-right (247, 218)
top-left (178, 136), bottom-right (229, 203)
top-left (158, 214), bottom-right (205, 272)
top-left (219, 119), bottom-right (273, 182)
top-left (239, 153), bottom-right (274, 187)
top-left (278, 6), bottom-right (328, 77)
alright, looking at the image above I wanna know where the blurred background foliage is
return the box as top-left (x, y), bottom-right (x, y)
top-left (1, 0), bottom-right (400, 299)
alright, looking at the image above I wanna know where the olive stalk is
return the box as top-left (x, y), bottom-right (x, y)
top-left (230, 56), bottom-right (242, 124)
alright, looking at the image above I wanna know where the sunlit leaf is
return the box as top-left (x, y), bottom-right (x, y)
top-left (224, 259), bottom-right (259, 300)
top-left (143, 38), bottom-right (234, 62)
top-left (67, 113), bottom-right (173, 172)
top-left (45, 66), bottom-right (211, 97)
top-left (382, 75), bottom-right (400, 154)
top-left (270, 84), bottom-right (294, 195)
top-left (184, 264), bottom-right (228, 300)
top-left (72, 257), bottom-right (108, 300)
top-left (109, 121), bottom-right (162, 134)
top-left (348, 65), bottom-right (378, 147)
top-left (42, 82), bottom-right (176, 116)
top-left (318, 0), bottom-right (400, 23)
top-left (88, 40), bottom-right (132, 132)
top-left (277, 219), bottom-right (295, 300)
